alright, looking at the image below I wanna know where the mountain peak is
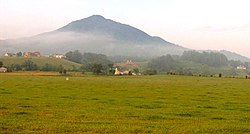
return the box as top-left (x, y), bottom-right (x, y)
top-left (80, 15), bottom-right (107, 22)
top-left (0, 15), bottom-right (187, 56)
top-left (55, 15), bottom-right (184, 49)
top-left (57, 15), bottom-right (108, 32)
top-left (88, 15), bottom-right (106, 20)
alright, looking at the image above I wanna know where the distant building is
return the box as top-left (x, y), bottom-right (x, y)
top-left (114, 68), bottom-right (122, 75)
top-left (23, 52), bottom-right (41, 57)
top-left (114, 60), bottom-right (140, 68)
top-left (114, 68), bottom-right (130, 75)
top-left (0, 67), bottom-right (7, 72)
top-left (114, 60), bottom-right (140, 75)
top-left (237, 65), bottom-right (247, 70)
top-left (52, 54), bottom-right (66, 59)
top-left (4, 53), bottom-right (15, 57)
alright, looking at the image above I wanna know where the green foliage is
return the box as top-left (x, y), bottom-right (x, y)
top-left (16, 52), bottom-right (22, 57)
top-left (41, 63), bottom-right (66, 72)
top-left (79, 64), bottom-right (86, 73)
top-left (82, 52), bottom-right (111, 65)
top-left (10, 64), bottom-right (22, 71)
top-left (108, 63), bottom-right (115, 75)
top-left (65, 50), bottom-right (83, 63)
top-left (133, 68), bottom-right (139, 74)
top-left (58, 65), bottom-right (64, 74)
top-left (0, 61), bottom-right (3, 67)
top-left (91, 63), bottom-right (104, 75)
top-left (41, 63), bottom-right (54, 71)
top-left (146, 51), bottom-right (249, 76)
top-left (181, 51), bottom-right (228, 67)
top-left (0, 57), bottom-right (81, 71)
top-left (143, 69), bottom-right (157, 75)
top-left (148, 54), bottom-right (176, 72)
top-left (0, 75), bottom-right (249, 133)
top-left (21, 60), bottom-right (38, 71)
top-left (65, 51), bottom-right (113, 74)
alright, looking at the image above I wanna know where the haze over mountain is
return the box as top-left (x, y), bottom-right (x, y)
top-left (219, 50), bottom-right (250, 62)
top-left (0, 15), bottom-right (249, 62)
top-left (198, 50), bottom-right (250, 62)
top-left (0, 15), bottom-right (186, 57)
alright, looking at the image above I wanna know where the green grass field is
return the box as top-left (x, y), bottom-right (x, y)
top-left (0, 74), bottom-right (249, 133)
top-left (0, 57), bottom-right (81, 70)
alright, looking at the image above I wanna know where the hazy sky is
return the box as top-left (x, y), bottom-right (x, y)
top-left (1, 0), bottom-right (250, 57)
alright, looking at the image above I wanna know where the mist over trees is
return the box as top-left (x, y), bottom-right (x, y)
top-left (147, 51), bottom-right (249, 76)
top-left (65, 50), bottom-right (83, 63)
top-left (2, 49), bottom-right (249, 76)
top-left (65, 50), bottom-right (113, 74)
top-left (181, 51), bottom-right (228, 67)
top-left (148, 55), bottom-right (177, 72)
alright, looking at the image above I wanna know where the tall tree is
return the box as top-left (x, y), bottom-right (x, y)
top-left (16, 52), bottom-right (22, 57)
top-left (21, 60), bottom-right (38, 71)
top-left (0, 61), bottom-right (3, 67)
top-left (91, 63), bottom-right (103, 75)
top-left (65, 50), bottom-right (83, 63)
top-left (10, 64), bottom-right (22, 71)
top-left (148, 54), bottom-right (176, 72)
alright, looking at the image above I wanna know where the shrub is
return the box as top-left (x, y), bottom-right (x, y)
top-left (143, 70), bottom-right (157, 75)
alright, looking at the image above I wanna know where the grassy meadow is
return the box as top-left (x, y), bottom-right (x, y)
top-left (0, 57), bottom-right (81, 70)
top-left (0, 74), bottom-right (250, 133)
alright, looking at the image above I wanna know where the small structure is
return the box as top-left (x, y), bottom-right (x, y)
top-left (4, 53), bottom-right (15, 57)
top-left (237, 65), bottom-right (247, 70)
top-left (114, 60), bottom-right (140, 68)
top-left (23, 52), bottom-right (41, 57)
top-left (114, 68), bottom-right (132, 75)
top-left (0, 67), bottom-right (7, 72)
top-left (114, 60), bottom-right (140, 75)
top-left (114, 68), bottom-right (122, 75)
top-left (52, 54), bottom-right (66, 59)
top-left (122, 70), bottom-right (130, 75)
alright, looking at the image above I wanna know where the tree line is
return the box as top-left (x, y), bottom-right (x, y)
top-left (65, 50), bottom-right (113, 75)
top-left (6, 60), bottom-right (67, 73)
top-left (2, 50), bottom-right (249, 76)
top-left (147, 51), bottom-right (250, 76)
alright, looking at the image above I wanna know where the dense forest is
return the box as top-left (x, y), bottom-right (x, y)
top-left (147, 51), bottom-right (249, 76)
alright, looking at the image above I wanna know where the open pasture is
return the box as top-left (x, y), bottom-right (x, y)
top-left (0, 74), bottom-right (250, 133)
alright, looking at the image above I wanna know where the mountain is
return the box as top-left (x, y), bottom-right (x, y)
top-left (0, 15), bottom-right (187, 57)
top-left (219, 50), bottom-right (250, 62)
top-left (57, 15), bottom-right (169, 45)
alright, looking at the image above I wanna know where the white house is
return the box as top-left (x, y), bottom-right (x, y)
top-left (52, 54), bottom-right (66, 59)
top-left (114, 68), bottom-right (134, 75)
top-left (0, 67), bottom-right (7, 72)
top-left (114, 68), bottom-right (122, 75)
top-left (237, 65), bottom-right (247, 70)
top-left (4, 53), bottom-right (15, 57)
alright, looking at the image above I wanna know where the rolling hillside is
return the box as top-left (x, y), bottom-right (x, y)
top-left (0, 57), bottom-right (81, 70)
